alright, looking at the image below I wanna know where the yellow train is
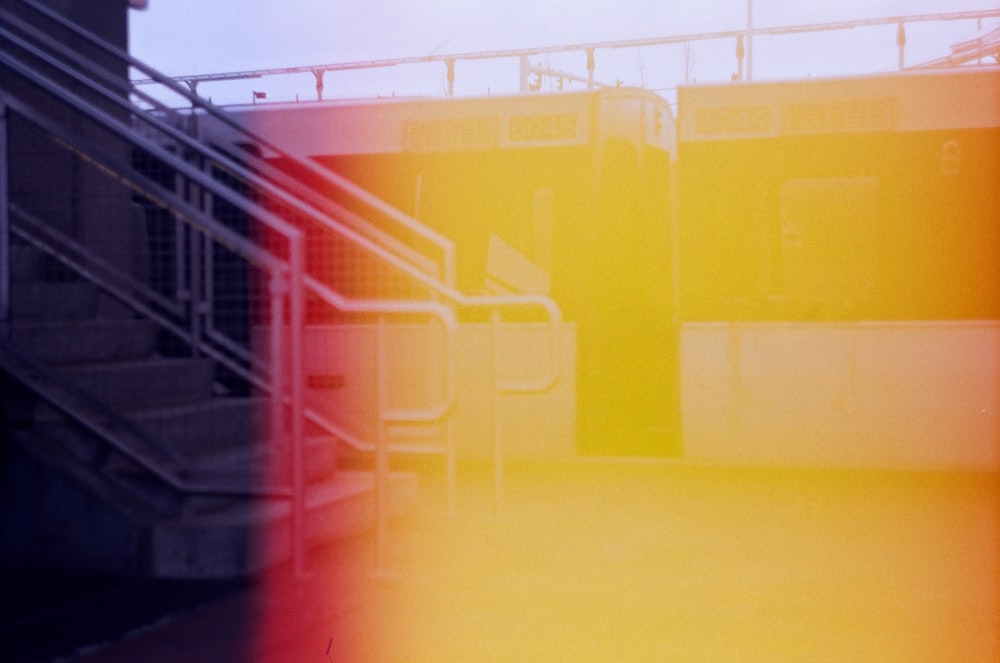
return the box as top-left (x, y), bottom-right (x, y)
top-left (200, 67), bottom-right (999, 465)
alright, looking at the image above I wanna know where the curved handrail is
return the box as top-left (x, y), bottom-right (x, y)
top-left (302, 273), bottom-right (458, 424)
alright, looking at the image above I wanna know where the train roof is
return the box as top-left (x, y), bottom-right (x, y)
top-left (677, 66), bottom-right (1000, 142)
top-left (200, 87), bottom-right (675, 158)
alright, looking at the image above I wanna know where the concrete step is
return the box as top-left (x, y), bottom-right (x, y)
top-left (30, 414), bottom-right (192, 517)
top-left (10, 318), bottom-right (158, 365)
top-left (61, 357), bottom-right (216, 411)
top-left (97, 454), bottom-right (188, 516)
top-left (100, 437), bottom-right (345, 531)
top-left (132, 397), bottom-right (266, 460)
top-left (9, 429), bottom-right (419, 579)
top-left (11, 281), bottom-right (100, 321)
top-left (189, 436), bottom-right (340, 486)
top-left (149, 470), bottom-right (419, 578)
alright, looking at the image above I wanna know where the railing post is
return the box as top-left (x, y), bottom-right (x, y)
top-left (188, 191), bottom-right (203, 356)
top-left (896, 21), bottom-right (907, 71)
top-left (375, 314), bottom-right (389, 574)
top-left (446, 415), bottom-right (456, 518)
top-left (0, 97), bottom-right (10, 339)
top-left (199, 159), bottom-right (215, 343)
top-left (172, 164), bottom-right (191, 340)
top-left (288, 236), bottom-right (306, 578)
top-left (268, 268), bottom-right (287, 496)
top-left (491, 310), bottom-right (504, 516)
top-left (173, 203), bottom-right (186, 321)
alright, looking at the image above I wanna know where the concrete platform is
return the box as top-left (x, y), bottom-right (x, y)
top-left (67, 460), bottom-right (998, 663)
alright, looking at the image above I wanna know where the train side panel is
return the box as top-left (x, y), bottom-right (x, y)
top-left (678, 68), bottom-right (1000, 469)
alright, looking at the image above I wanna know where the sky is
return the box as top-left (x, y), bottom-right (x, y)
top-left (129, 1), bottom-right (1000, 105)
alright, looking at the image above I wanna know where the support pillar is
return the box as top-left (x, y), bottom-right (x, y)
top-left (0, 98), bottom-right (9, 336)
top-left (897, 22), bottom-right (906, 70)
top-left (445, 58), bottom-right (455, 97)
top-left (312, 69), bottom-right (325, 101)
top-left (586, 48), bottom-right (595, 89)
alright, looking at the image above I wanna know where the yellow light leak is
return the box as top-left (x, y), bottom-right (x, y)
top-left (243, 71), bottom-right (998, 662)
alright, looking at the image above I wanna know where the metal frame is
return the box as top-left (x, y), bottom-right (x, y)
top-left (0, 94), bottom-right (9, 339)
top-left (2, 0), bottom-right (566, 580)
top-left (17, 0), bottom-right (459, 288)
top-left (130, 9), bottom-right (1000, 95)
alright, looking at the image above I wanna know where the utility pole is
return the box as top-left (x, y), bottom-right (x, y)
top-left (747, 0), bottom-right (754, 81)
top-left (897, 22), bottom-right (907, 70)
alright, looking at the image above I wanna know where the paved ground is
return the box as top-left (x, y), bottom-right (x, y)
top-left (74, 460), bottom-right (998, 662)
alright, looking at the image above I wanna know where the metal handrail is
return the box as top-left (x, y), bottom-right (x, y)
top-left (0, 59), bottom-right (300, 265)
top-left (9, 203), bottom-right (457, 464)
top-left (4, 4), bottom-right (563, 402)
top-left (1, 21), bottom-right (453, 309)
top-left (1, 32), bottom-right (313, 567)
top-left (1, 23), bottom-right (462, 447)
top-left (5, 2), bottom-right (560, 391)
top-left (1, 50), bottom-right (458, 575)
top-left (2, 28), bottom-right (558, 531)
top-left (3, 1), bottom-right (564, 550)
top-left (10, 0), bottom-right (459, 286)
top-left (4, 89), bottom-right (456, 456)
top-left (0, 324), bottom-right (288, 499)
top-left (0, 50), bottom-right (460, 430)
top-left (9, 205), bottom-right (259, 392)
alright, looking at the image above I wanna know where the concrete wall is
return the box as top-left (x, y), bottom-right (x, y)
top-left (3, 0), bottom-right (144, 317)
top-left (681, 321), bottom-right (1000, 470)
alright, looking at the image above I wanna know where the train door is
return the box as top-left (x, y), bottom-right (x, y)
top-left (576, 93), bottom-right (679, 456)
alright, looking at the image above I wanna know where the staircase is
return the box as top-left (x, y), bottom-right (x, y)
top-left (2, 215), bottom-right (418, 578)
top-left (0, 0), bottom-right (428, 579)
top-left (1, 0), bottom-right (561, 581)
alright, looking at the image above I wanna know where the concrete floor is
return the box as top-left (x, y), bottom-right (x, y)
top-left (78, 460), bottom-right (998, 662)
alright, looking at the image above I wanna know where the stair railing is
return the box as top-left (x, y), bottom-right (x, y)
top-left (9, 0), bottom-right (563, 410)
top-left (3, 0), bottom-right (563, 559)
top-left (0, 10), bottom-right (462, 575)
top-left (14, 0), bottom-right (459, 289)
top-left (0, 88), bottom-right (8, 338)
top-left (0, 6), bottom-right (461, 423)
